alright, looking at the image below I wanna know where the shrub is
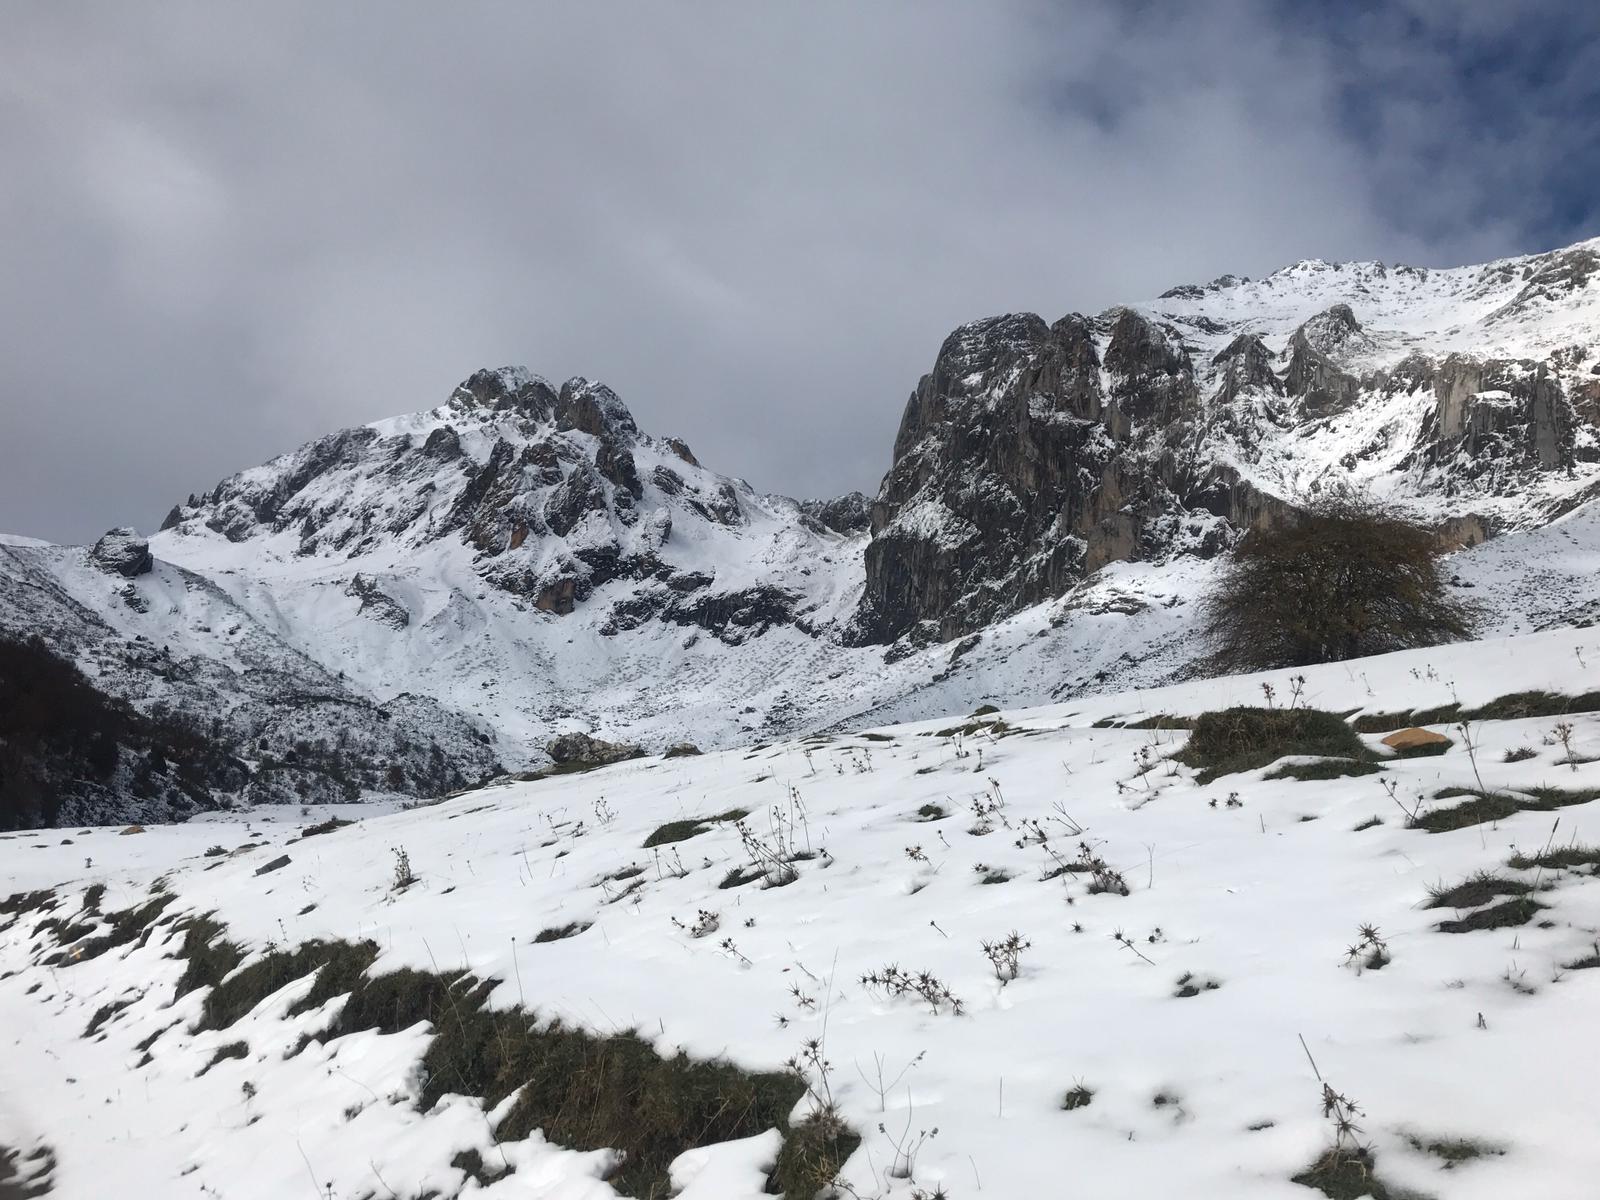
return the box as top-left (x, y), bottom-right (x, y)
top-left (1204, 500), bottom-right (1476, 671)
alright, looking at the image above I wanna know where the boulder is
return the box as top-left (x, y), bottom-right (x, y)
top-left (546, 731), bottom-right (644, 767)
top-left (1380, 727), bottom-right (1452, 752)
top-left (90, 528), bottom-right (153, 578)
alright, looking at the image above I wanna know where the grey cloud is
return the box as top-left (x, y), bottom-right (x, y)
top-left (0, 1), bottom-right (1579, 543)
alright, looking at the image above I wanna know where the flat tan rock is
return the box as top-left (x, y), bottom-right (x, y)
top-left (1381, 727), bottom-right (1451, 751)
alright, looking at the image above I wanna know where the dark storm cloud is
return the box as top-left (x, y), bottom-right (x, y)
top-left (1, 1), bottom-right (1594, 543)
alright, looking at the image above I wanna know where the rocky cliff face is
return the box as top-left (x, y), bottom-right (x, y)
top-left (853, 241), bottom-right (1600, 644)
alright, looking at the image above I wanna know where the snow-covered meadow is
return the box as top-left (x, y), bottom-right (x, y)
top-left (4, 624), bottom-right (1600, 1198)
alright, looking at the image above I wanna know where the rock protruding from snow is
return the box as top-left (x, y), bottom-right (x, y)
top-left (556, 377), bottom-right (638, 442)
top-left (547, 731), bottom-right (644, 767)
top-left (450, 367), bottom-right (557, 418)
top-left (801, 492), bottom-right (871, 533)
top-left (345, 574), bottom-right (410, 629)
top-left (89, 528), bottom-right (153, 578)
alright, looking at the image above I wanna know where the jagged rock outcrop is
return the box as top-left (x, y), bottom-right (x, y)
top-left (90, 528), bottom-right (152, 578)
top-left (546, 731), bottom-right (644, 767)
top-left (801, 492), bottom-right (871, 533)
top-left (855, 311), bottom-right (1244, 643)
top-left (852, 240), bottom-right (1600, 645)
top-left (345, 574), bottom-right (410, 629)
top-left (1283, 305), bottom-right (1364, 417)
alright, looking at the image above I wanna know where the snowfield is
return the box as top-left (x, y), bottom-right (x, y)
top-left (6, 625), bottom-right (1600, 1198)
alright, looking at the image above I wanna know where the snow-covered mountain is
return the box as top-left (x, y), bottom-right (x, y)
top-left (6, 237), bottom-right (1600, 823)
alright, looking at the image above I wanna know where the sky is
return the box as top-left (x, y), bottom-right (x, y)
top-left (2, 1), bottom-right (1597, 544)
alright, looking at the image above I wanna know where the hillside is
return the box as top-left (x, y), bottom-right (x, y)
top-left (4, 625), bottom-right (1600, 1197)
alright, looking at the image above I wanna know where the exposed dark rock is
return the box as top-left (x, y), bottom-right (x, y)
top-left (345, 574), bottom-right (410, 629)
top-left (1212, 335), bottom-right (1282, 402)
top-left (450, 367), bottom-right (557, 418)
top-left (856, 312), bottom-right (1165, 643)
top-left (422, 425), bottom-right (463, 460)
top-left (687, 479), bottom-right (745, 527)
top-left (801, 492), bottom-right (872, 533)
top-left (670, 586), bottom-right (799, 644)
top-left (546, 731), bottom-right (644, 767)
top-left (1103, 309), bottom-right (1197, 437)
top-left (652, 465), bottom-right (686, 496)
top-left (1284, 318), bottom-right (1362, 417)
top-left (595, 439), bottom-right (643, 499)
top-left (1420, 355), bottom-right (1576, 475)
top-left (556, 378), bottom-right (637, 441)
top-left (664, 437), bottom-right (700, 466)
top-left (544, 463), bottom-right (609, 538)
top-left (115, 583), bottom-right (150, 614)
top-left (90, 528), bottom-right (153, 578)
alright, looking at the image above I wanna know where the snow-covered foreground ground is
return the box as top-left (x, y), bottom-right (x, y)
top-left (5, 625), bottom-right (1600, 1199)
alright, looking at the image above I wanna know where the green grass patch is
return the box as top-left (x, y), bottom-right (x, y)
top-left (330, 969), bottom-right (811, 1197)
top-left (1291, 1148), bottom-right (1400, 1199)
top-left (195, 939), bottom-right (380, 1032)
top-left (198, 1041), bottom-right (248, 1074)
top-left (1509, 844), bottom-right (1600, 870)
top-left (1264, 758), bottom-right (1384, 782)
top-left (1092, 714), bottom-right (1195, 730)
top-left (0, 889), bottom-right (57, 914)
top-left (1176, 708), bottom-right (1369, 782)
top-left (1352, 816), bottom-right (1382, 831)
top-left (1563, 943), bottom-right (1600, 970)
top-left (1354, 688), bottom-right (1600, 733)
top-left (1406, 1134), bottom-right (1504, 1164)
top-left (1426, 872), bottom-right (1533, 910)
top-left (1437, 897), bottom-right (1545, 933)
top-left (532, 922), bottom-right (589, 944)
top-left (50, 894), bottom-right (176, 966)
top-left (83, 996), bottom-right (136, 1038)
top-left (1412, 790), bottom-right (1524, 833)
top-left (770, 1110), bottom-right (860, 1200)
top-left (1389, 738), bottom-right (1453, 759)
top-left (642, 809), bottom-right (749, 848)
top-left (1525, 785), bottom-right (1600, 811)
top-left (147, 910), bottom-right (842, 1197)
top-left (718, 866), bottom-right (764, 889)
top-left (297, 817), bottom-right (352, 838)
top-left (935, 718), bottom-right (1011, 738)
top-left (173, 914), bottom-right (244, 999)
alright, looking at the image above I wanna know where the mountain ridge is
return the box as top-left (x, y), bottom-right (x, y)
top-left (6, 234), bottom-right (1600, 823)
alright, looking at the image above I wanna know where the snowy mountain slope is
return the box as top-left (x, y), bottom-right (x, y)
top-left (1144, 239), bottom-right (1600, 527)
top-left (144, 369), bottom-right (872, 753)
top-left (0, 538), bottom-right (503, 819)
top-left (6, 239), bottom-right (1600, 823)
top-left (6, 624), bottom-right (1600, 1197)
